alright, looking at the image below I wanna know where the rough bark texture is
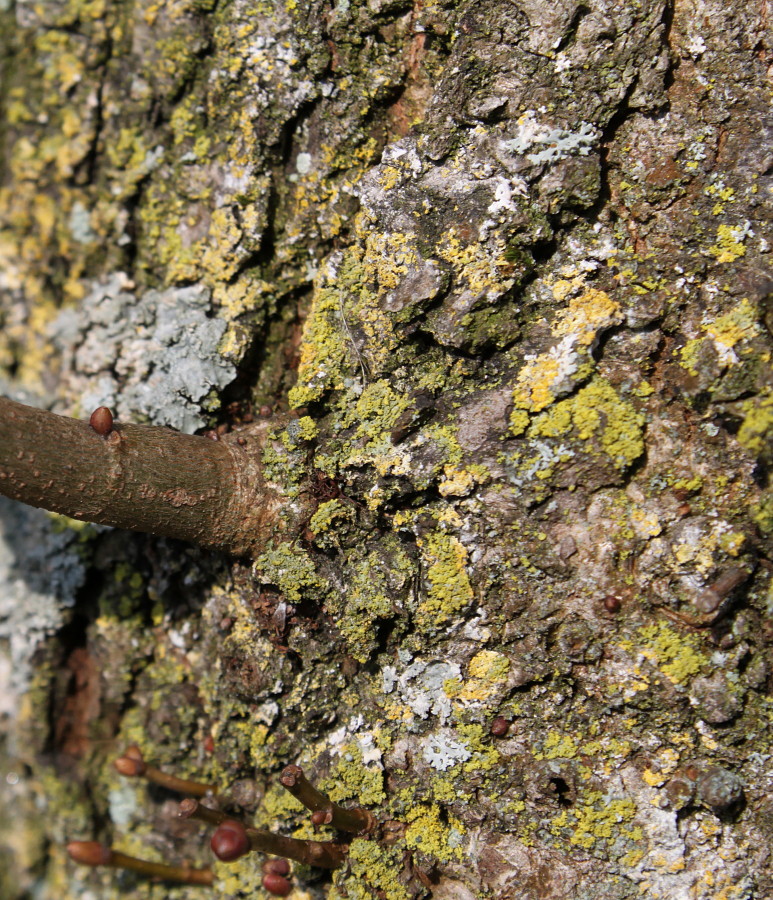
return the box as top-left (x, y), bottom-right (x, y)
top-left (0, 0), bottom-right (771, 899)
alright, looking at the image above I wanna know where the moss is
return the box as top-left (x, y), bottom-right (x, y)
top-left (415, 531), bottom-right (474, 630)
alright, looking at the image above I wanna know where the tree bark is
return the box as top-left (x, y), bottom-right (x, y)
top-left (0, 0), bottom-right (771, 898)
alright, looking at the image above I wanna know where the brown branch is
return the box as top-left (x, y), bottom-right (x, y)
top-left (0, 396), bottom-right (307, 556)
top-left (115, 746), bottom-right (214, 797)
top-left (178, 798), bottom-right (230, 827)
top-left (210, 818), bottom-right (348, 869)
top-left (279, 764), bottom-right (376, 834)
top-left (66, 841), bottom-right (214, 886)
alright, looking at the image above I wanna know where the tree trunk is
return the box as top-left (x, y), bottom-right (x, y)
top-left (1, 0), bottom-right (771, 898)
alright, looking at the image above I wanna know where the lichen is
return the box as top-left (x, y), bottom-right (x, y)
top-left (415, 531), bottom-right (474, 630)
top-left (404, 803), bottom-right (465, 864)
top-left (638, 622), bottom-right (707, 686)
top-left (254, 542), bottom-right (329, 604)
top-left (523, 377), bottom-right (645, 474)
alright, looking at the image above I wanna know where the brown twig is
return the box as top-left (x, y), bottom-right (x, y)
top-left (115, 746), bottom-right (214, 798)
top-left (66, 841), bottom-right (214, 886)
top-left (0, 396), bottom-right (306, 556)
top-left (178, 798), bottom-right (229, 827)
top-left (279, 764), bottom-right (376, 834)
top-left (210, 818), bottom-right (348, 869)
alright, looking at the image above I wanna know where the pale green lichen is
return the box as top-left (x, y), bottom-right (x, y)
top-left (329, 838), bottom-right (409, 900)
top-left (404, 802), bottom-right (465, 864)
top-left (737, 387), bottom-right (773, 456)
top-left (509, 288), bottom-right (622, 432)
top-left (328, 537), bottom-right (415, 662)
top-left (550, 792), bottom-right (641, 851)
top-left (321, 742), bottom-right (386, 807)
top-left (638, 622), bottom-right (707, 686)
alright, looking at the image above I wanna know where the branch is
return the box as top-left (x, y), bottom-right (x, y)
top-left (0, 396), bottom-right (304, 556)
top-left (279, 764), bottom-right (376, 834)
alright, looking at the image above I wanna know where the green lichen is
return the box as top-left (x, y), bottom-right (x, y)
top-left (415, 531), bottom-right (474, 630)
top-left (737, 387), bottom-right (773, 456)
top-left (327, 537), bottom-right (415, 662)
top-left (329, 838), bottom-right (409, 900)
top-left (527, 377), bottom-right (645, 469)
top-left (550, 792), bottom-right (641, 851)
top-left (254, 542), bottom-right (329, 604)
top-left (404, 803), bottom-right (465, 864)
top-left (638, 622), bottom-right (707, 686)
top-left (321, 742), bottom-right (386, 807)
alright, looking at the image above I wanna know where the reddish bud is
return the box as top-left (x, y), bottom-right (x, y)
top-left (211, 820), bottom-right (250, 862)
top-left (262, 873), bottom-right (292, 896)
top-left (603, 595), bottom-right (622, 613)
top-left (310, 809), bottom-right (333, 827)
top-left (67, 841), bottom-right (112, 867)
top-left (115, 755), bottom-right (145, 777)
top-left (262, 858), bottom-right (291, 876)
top-left (89, 407), bottom-right (113, 436)
top-left (203, 734), bottom-right (215, 754)
top-left (490, 716), bottom-right (509, 737)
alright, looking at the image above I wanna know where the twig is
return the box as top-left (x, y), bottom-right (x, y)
top-left (210, 818), bottom-right (348, 869)
top-left (279, 764), bottom-right (376, 834)
top-left (115, 746), bottom-right (214, 798)
top-left (67, 841), bottom-right (214, 886)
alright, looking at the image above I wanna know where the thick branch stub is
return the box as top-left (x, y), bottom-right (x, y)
top-left (0, 396), bottom-right (303, 556)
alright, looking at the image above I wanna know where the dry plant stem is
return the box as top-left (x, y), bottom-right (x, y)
top-left (0, 396), bottom-right (301, 555)
top-left (115, 748), bottom-right (214, 797)
top-left (280, 764), bottom-right (376, 834)
top-left (67, 841), bottom-right (214, 886)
